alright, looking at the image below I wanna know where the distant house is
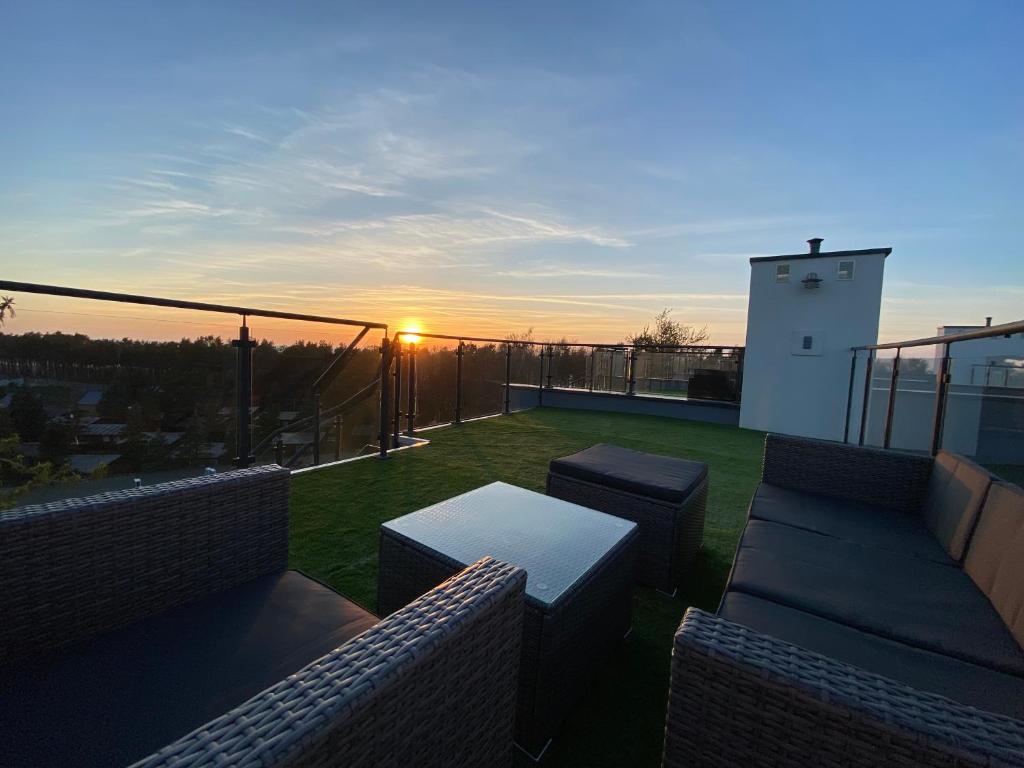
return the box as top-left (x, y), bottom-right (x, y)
top-left (67, 454), bottom-right (120, 475)
top-left (80, 423), bottom-right (126, 445)
top-left (217, 406), bottom-right (259, 421)
top-left (200, 442), bottom-right (228, 460)
top-left (279, 432), bottom-right (313, 446)
top-left (77, 390), bottom-right (104, 415)
top-left (142, 431), bottom-right (184, 447)
top-left (44, 404), bottom-right (71, 421)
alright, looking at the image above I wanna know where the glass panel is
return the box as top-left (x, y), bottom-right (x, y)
top-left (631, 348), bottom-right (741, 402)
top-left (248, 321), bottom-right (382, 469)
top-left (941, 335), bottom-right (1024, 482)
top-left (590, 347), bottom-right (628, 393)
top-left (861, 349), bottom-right (897, 447)
top-left (382, 482), bottom-right (636, 607)
top-left (509, 344), bottom-right (540, 387)
top-left (547, 345), bottom-right (589, 390)
top-left (0, 300), bottom-right (242, 506)
top-left (887, 346), bottom-right (941, 454)
top-left (461, 342), bottom-right (505, 420)
top-left (408, 342), bottom-right (455, 429)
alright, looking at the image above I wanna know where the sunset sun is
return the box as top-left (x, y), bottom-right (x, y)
top-left (399, 322), bottom-right (423, 345)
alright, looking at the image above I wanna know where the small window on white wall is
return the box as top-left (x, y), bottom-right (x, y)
top-left (838, 260), bottom-right (855, 280)
top-left (776, 264), bottom-right (790, 282)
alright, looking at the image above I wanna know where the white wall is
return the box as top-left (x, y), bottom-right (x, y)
top-left (739, 251), bottom-right (886, 440)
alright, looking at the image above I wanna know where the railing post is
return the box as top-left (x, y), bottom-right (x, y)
top-left (232, 320), bottom-right (254, 468)
top-left (378, 336), bottom-right (391, 458)
top-left (405, 342), bottom-right (416, 436)
top-left (392, 339), bottom-right (402, 448)
top-left (504, 342), bottom-right (512, 414)
top-left (274, 436), bottom-right (284, 466)
top-left (883, 348), bottom-right (901, 449)
top-left (858, 350), bottom-right (874, 446)
top-left (931, 343), bottom-right (951, 455)
top-left (588, 347), bottom-right (595, 392)
top-left (455, 340), bottom-right (464, 424)
top-left (334, 415), bottom-right (343, 459)
top-left (313, 390), bottom-right (321, 465)
top-left (627, 346), bottom-right (637, 395)
top-left (546, 345), bottom-right (554, 388)
top-left (538, 347), bottom-right (545, 406)
top-left (843, 350), bottom-right (857, 444)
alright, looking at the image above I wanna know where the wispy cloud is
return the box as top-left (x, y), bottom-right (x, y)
top-left (224, 125), bottom-right (272, 144)
top-left (119, 199), bottom-right (238, 219)
top-left (497, 264), bottom-right (651, 279)
top-left (630, 215), bottom-right (824, 240)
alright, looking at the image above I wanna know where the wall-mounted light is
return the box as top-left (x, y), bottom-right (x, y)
top-left (801, 272), bottom-right (822, 289)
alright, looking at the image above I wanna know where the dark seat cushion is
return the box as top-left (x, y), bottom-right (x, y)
top-left (549, 443), bottom-right (707, 503)
top-left (749, 483), bottom-right (953, 565)
top-left (720, 592), bottom-right (1024, 721)
top-left (921, 451), bottom-right (992, 560)
top-left (0, 570), bottom-right (378, 768)
top-left (728, 520), bottom-right (1024, 675)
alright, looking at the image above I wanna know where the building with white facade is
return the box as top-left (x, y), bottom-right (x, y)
top-left (739, 238), bottom-right (890, 441)
top-left (937, 323), bottom-right (1024, 388)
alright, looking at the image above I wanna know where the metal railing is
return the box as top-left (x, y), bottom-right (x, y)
top-left (0, 281), bottom-right (389, 467)
top-left (845, 319), bottom-right (1024, 456)
top-left (386, 332), bottom-right (744, 441)
top-left (0, 281), bottom-right (744, 472)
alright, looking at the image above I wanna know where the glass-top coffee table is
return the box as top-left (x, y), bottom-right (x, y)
top-left (378, 482), bottom-right (638, 759)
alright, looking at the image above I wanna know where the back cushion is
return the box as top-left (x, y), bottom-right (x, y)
top-left (921, 452), bottom-right (992, 560)
top-left (964, 482), bottom-right (1024, 647)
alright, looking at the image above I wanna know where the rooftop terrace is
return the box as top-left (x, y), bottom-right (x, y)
top-left (290, 407), bottom-right (765, 767)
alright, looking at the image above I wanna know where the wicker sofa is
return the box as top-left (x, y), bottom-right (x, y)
top-left (0, 466), bottom-right (527, 768)
top-left (663, 434), bottom-right (1024, 767)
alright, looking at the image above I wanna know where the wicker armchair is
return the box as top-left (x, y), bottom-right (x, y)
top-left (136, 555), bottom-right (526, 768)
top-left (0, 468), bottom-right (527, 768)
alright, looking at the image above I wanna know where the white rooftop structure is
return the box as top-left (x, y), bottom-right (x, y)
top-left (739, 238), bottom-right (890, 441)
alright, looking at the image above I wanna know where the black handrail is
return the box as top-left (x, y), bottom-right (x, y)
top-left (852, 319), bottom-right (1024, 351)
top-left (393, 330), bottom-right (741, 352)
top-left (0, 281), bottom-right (388, 329)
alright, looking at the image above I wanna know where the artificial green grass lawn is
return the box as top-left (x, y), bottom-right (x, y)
top-left (289, 408), bottom-right (765, 767)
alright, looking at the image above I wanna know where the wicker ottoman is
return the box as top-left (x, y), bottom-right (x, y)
top-left (546, 444), bottom-right (708, 593)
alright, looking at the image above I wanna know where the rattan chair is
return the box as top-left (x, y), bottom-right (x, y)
top-left (0, 467), bottom-right (527, 768)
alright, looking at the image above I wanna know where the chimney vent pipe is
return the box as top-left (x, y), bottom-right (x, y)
top-left (807, 237), bottom-right (824, 254)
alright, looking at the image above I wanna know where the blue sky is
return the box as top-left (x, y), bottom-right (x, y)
top-left (1, 0), bottom-right (1021, 344)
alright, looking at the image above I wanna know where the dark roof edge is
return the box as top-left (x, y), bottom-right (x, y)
top-left (750, 247), bottom-right (892, 264)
